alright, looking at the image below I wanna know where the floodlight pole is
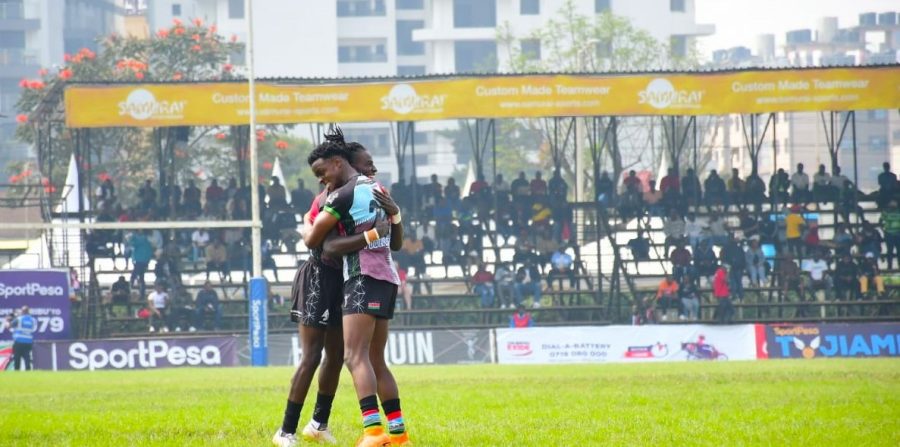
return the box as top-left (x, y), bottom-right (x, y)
top-left (246, 0), bottom-right (262, 277)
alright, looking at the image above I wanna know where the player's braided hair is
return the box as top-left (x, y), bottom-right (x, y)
top-left (307, 125), bottom-right (352, 165)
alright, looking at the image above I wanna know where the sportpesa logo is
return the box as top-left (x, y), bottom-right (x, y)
top-left (0, 282), bottom-right (65, 299)
top-left (638, 78), bottom-right (704, 110)
top-left (380, 84), bottom-right (446, 115)
top-left (118, 89), bottom-right (187, 120)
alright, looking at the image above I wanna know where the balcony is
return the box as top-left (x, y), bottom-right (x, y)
top-left (0, 2), bottom-right (40, 30)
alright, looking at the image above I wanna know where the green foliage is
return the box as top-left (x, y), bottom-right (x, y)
top-left (1, 360), bottom-right (898, 445)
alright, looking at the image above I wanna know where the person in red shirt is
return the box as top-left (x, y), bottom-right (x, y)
top-left (713, 264), bottom-right (733, 324)
top-left (472, 263), bottom-right (495, 308)
top-left (530, 171), bottom-right (548, 197)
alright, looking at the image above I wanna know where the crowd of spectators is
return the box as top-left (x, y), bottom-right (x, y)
top-left (631, 162), bottom-right (899, 325)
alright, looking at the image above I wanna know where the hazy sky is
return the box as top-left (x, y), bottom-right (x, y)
top-left (695, 0), bottom-right (899, 57)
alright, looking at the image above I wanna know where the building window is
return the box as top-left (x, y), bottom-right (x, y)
top-left (454, 40), bottom-right (497, 72)
top-left (453, 0), bottom-right (496, 28)
top-left (868, 109), bottom-right (887, 120)
top-left (396, 20), bottom-right (424, 55)
top-left (0, 30), bottom-right (25, 48)
top-left (521, 39), bottom-right (541, 60)
top-left (338, 40), bottom-right (388, 63)
top-left (337, 0), bottom-right (386, 17)
top-left (396, 0), bottom-right (423, 9)
top-left (595, 0), bottom-right (610, 13)
top-left (398, 65), bottom-right (426, 76)
top-left (228, 0), bottom-right (244, 18)
top-left (670, 0), bottom-right (685, 12)
top-left (520, 0), bottom-right (539, 15)
top-left (670, 35), bottom-right (687, 57)
top-left (172, 3), bottom-right (181, 16)
top-left (869, 136), bottom-right (887, 151)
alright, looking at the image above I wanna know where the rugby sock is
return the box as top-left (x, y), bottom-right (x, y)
top-left (360, 395), bottom-right (383, 435)
top-left (281, 399), bottom-right (303, 434)
top-left (382, 398), bottom-right (406, 435)
top-left (311, 393), bottom-right (335, 428)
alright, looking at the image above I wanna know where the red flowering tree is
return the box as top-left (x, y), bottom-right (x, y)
top-left (14, 18), bottom-right (242, 206)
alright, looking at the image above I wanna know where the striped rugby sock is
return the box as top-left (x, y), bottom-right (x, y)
top-left (382, 398), bottom-right (405, 435)
top-left (360, 395), bottom-right (383, 435)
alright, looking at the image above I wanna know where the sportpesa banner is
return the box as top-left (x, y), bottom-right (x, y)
top-left (64, 66), bottom-right (900, 127)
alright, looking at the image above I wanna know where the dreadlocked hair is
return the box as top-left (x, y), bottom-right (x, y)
top-left (307, 126), bottom-right (352, 165)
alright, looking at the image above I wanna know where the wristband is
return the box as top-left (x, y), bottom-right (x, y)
top-left (391, 211), bottom-right (402, 224)
top-left (364, 228), bottom-right (380, 244)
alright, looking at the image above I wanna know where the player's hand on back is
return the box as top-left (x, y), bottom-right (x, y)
top-left (373, 189), bottom-right (399, 216)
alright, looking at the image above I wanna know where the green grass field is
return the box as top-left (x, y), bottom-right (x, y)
top-left (2, 359), bottom-right (899, 446)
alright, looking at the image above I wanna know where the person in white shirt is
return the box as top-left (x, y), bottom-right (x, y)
top-left (801, 251), bottom-right (832, 316)
top-left (191, 229), bottom-right (210, 264)
top-left (812, 164), bottom-right (831, 205)
top-left (790, 163), bottom-right (810, 204)
top-left (147, 283), bottom-right (171, 333)
top-left (684, 213), bottom-right (707, 252)
top-left (830, 166), bottom-right (849, 191)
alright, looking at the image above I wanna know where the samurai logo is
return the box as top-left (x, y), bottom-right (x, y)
top-left (380, 84), bottom-right (446, 115)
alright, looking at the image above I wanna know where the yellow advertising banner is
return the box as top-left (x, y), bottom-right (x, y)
top-left (64, 66), bottom-right (900, 128)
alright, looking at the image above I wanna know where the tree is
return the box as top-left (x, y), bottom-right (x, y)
top-left (496, 0), bottom-right (707, 196)
top-left (12, 18), bottom-right (256, 209)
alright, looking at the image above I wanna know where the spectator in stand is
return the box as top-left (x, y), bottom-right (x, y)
top-left (548, 247), bottom-right (577, 297)
top-left (685, 213), bottom-right (706, 252)
top-left (727, 168), bottom-right (744, 210)
top-left (812, 164), bottom-right (831, 206)
top-left (721, 234), bottom-right (746, 301)
top-left (190, 228), bottom-right (210, 265)
top-left (290, 179), bottom-right (314, 215)
top-left (833, 253), bottom-right (858, 302)
top-left (494, 262), bottom-right (517, 309)
top-left (712, 264), bottom-right (733, 324)
top-left (802, 251), bottom-right (832, 316)
top-left (390, 177), bottom-right (410, 211)
top-left (183, 180), bottom-right (202, 215)
top-left (681, 168), bottom-right (702, 209)
top-left (679, 274), bottom-right (701, 320)
top-left (205, 237), bottom-right (229, 282)
top-left (110, 275), bottom-right (131, 314)
top-left (790, 163), bottom-right (810, 204)
top-left (627, 230), bottom-right (650, 261)
top-left (96, 178), bottom-right (116, 208)
top-left (745, 239), bottom-right (767, 286)
top-left (857, 221), bottom-right (883, 261)
top-left (400, 234), bottom-right (427, 291)
top-left (511, 171), bottom-right (531, 226)
top-left (738, 209), bottom-right (759, 240)
top-left (663, 210), bottom-right (685, 254)
top-left (778, 254), bottom-right (806, 311)
top-left (163, 237), bottom-right (183, 285)
top-left (660, 168), bottom-right (681, 212)
top-left (708, 214), bottom-right (729, 247)
top-left (225, 177), bottom-right (239, 202)
top-left (643, 180), bottom-right (663, 217)
top-left (831, 223), bottom-right (854, 255)
top-left (703, 170), bottom-right (727, 212)
top-left (669, 243), bottom-right (693, 284)
top-left (830, 166), bottom-right (849, 192)
top-left (655, 275), bottom-right (680, 321)
top-left (470, 173), bottom-right (489, 196)
top-left (395, 262), bottom-right (413, 310)
top-left (769, 168), bottom-right (790, 205)
top-left (877, 162), bottom-right (898, 209)
top-left (472, 263), bottom-right (495, 308)
top-left (596, 171), bottom-right (614, 206)
top-left (881, 201), bottom-right (900, 269)
top-left (267, 176), bottom-right (287, 210)
top-left (530, 171), bottom-right (548, 197)
top-left (622, 170), bottom-right (643, 219)
top-left (138, 179), bottom-right (157, 211)
top-left (509, 304), bottom-right (534, 328)
top-left (515, 263), bottom-right (543, 308)
top-left (192, 281), bottom-right (221, 331)
top-left (548, 169), bottom-right (568, 204)
top-left (494, 173), bottom-right (509, 200)
top-left (745, 172), bottom-right (766, 211)
top-left (859, 253), bottom-right (885, 299)
top-left (694, 239), bottom-right (718, 283)
top-left (148, 283), bottom-right (171, 333)
top-left (129, 230), bottom-right (153, 298)
top-left (785, 205), bottom-right (806, 259)
top-left (205, 179), bottom-right (225, 217)
top-left (804, 219), bottom-right (821, 255)
top-left (837, 180), bottom-right (860, 224)
top-left (444, 177), bottom-right (461, 211)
